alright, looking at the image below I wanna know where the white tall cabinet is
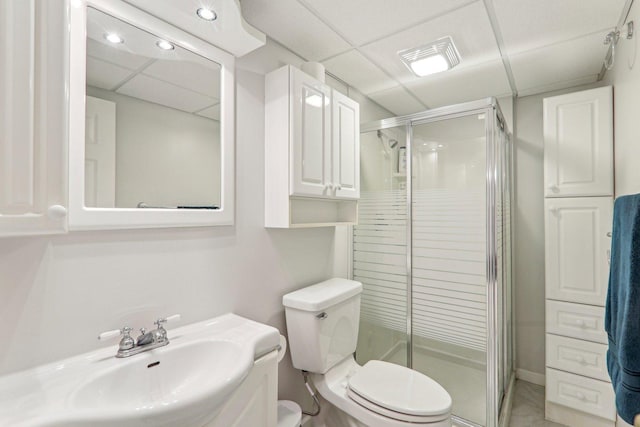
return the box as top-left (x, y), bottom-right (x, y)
top-left (543, 86), bottom-right (616, 426)
top-left (265, 65), bottom-right (359, 228)
top-left (0, 0), bottom-right (68, 236)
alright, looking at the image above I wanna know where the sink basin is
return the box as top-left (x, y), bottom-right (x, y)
top-left (0, 314), bottom-right (280, 427)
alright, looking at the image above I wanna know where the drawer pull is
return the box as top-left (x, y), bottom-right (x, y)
top-left (576, 391), bottom-right (586, 401)
top-left (575, 319), bottom-right (586, 328)
top-left (566, 354), bottom-right (587, 364)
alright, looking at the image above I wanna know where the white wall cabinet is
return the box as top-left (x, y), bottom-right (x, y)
top-left (543, 87), bottom-right (615, 427)
top-left (543, 86), bottom-right (613, 198)
top-left (544, 197), bottom-right (613, 306)
top-left (0, 0), bottom-right (67, 237)
top-left (290, 68), bottom-right (332, 198)
top-left (265, 65), bottom-right (359, 228)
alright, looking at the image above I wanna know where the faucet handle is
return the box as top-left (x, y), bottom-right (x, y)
top-left (98, 326), bottom-right (135, 351)
top-left (154, 314), bottom-right (181, 328)
top-left (98, 326), bottom-right (132, 341)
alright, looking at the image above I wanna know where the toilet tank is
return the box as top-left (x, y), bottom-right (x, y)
top-left (282, 278), bottom-right (362, 374)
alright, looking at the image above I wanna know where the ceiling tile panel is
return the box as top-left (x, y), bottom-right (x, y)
top-left (86, 57), bottom-right (134, 90)
top-left (367, 85), bottom-right (425, 116)
top-left (196, 104), bottom-right (220, 121)
top-left (240, 0), bottom-right (351, 61)
top-left (117, 74), bottom-right (217, 113)
top-left (406, 60), bottom-right (511, 108)
top-left (322, 49), bottom-right (396, 95)
top-left (300, 0), bottom-right (475, 46)
top-left (142, 59), bottom-right (221, 100)
top-left (86, 38), bottom-right (151, 70)
top-left (510, 32), bottom-right (607, 95)
top-left (492, 0), bottom-right (625, 54)
top-left (360, 1), bottom-right (501, 85)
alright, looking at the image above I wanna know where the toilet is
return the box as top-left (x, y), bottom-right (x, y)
top-left (283, 278), bottom-right (452, 427)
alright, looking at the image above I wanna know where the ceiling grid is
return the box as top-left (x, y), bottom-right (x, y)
top-left (240, 0), bottom-right (629, 115)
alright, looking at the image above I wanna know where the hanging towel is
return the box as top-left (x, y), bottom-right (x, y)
top-left (606, 193), bottom-right (640, 424)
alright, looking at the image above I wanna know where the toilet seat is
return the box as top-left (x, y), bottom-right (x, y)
top-left (347, 360), bottom-right (451, 423)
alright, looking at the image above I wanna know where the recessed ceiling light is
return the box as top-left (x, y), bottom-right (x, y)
top-left (398, 36), bottom-right (461, 77)
top-left (156, 40), bottom-right (174, 50)
top-left (196, 7), bottom-right (217, 21)
top-left (104, 33), bottom-right (124, 44)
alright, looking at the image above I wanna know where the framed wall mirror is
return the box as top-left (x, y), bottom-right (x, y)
top-left (68, 0), bottom-right (234, 229)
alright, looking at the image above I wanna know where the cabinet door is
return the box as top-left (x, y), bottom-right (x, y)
top-left (332, 90), bottom-right (360, 199)
top-left (290, 68), bottom-right (331, 198)
top-left (0, 0), bottom-right (67, 236)
top-left (545, 197), bottom-right (613, 306)
top-left (543, 86), bottom-right (613, 197)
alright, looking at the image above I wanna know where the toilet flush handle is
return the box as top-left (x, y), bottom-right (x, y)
top-left (316, 312), bottom-right (328, 319)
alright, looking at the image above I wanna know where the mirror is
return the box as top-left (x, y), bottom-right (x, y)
top-left (69, 0), bottom-right (234, 229)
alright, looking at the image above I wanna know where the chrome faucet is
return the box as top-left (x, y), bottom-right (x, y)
top-left (98, 314), bottom-right (181, 358)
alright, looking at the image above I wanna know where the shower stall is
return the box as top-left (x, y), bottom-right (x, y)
top-left (353, 98), bottom-right (513, 427)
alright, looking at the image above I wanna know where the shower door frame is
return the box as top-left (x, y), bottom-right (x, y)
top-left (357, 97), bottom-right (513, 427)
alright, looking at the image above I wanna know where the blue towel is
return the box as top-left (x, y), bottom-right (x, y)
top-left (606, 193), bottom-right (640, 424)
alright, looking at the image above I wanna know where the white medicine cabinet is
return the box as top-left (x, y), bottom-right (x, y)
top-left (0, 0), bottom-right (255, 236)
top-left (265, 65), bottom-right (360, 228)
top-left (0, 0), bottom-right (68, 237)
top-left (68, 0), bottom-right (235, 230)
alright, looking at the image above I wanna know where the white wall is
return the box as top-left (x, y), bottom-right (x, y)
top-left (87, 86), bottom-right (221, 208)
top-left (603, 1), bottom-right (640, 198)
top-left (513, 82), bottom-right (601, 377)
top-left (0, 39), bottom-right (392, 409)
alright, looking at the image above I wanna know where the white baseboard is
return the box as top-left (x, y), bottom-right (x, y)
top-left (516, 368), bottom-right (545, 386)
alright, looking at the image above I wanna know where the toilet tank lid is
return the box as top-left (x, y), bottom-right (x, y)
top-left (282, 278), bottom-right (362, 312)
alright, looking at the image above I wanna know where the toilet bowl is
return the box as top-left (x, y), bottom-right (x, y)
top-left (283, 278), bottom-right (452, 427)
top-left (313, 356), bottom-right (451, 427)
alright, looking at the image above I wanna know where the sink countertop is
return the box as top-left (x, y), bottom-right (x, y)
top-left (0, 313), bottom-right (280, 427)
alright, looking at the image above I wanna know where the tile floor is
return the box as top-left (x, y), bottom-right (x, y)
top-left (509, 380), bottom-right (566, 427)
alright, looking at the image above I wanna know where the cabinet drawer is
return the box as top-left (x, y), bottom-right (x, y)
top-left (546, 300), bottom-right (607, 343)
top-left (546, 334), bottom-right (609, 381)
top-left (546, 368), bottom-right (615, 421)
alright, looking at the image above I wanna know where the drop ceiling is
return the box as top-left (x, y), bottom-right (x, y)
top-left (86, 7), bottom-right (222, 121)
top-left (240, 0), bottom-right (628, 115)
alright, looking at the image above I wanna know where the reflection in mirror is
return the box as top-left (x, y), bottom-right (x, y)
top-left (85, 7), bottom-right (221, 210)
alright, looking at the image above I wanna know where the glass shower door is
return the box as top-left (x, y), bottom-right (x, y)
top-left (410, 114), bottom-right (488, 426)
top-left (353, 126), bottom-right (409, 368)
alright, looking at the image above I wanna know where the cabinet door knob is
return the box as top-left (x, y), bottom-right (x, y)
top-left (47, 205), bottom-right (68, 220)
top-left (548, 185), bottom-right (559, 193)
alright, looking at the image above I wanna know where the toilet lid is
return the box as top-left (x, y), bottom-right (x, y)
top-left (347, 360), bottom-right (452, 418)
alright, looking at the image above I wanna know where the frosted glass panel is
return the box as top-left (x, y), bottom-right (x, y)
top-left (354, 127), bottom-right (408, 368)
top-left (411, 115), bottom-right (487, 426)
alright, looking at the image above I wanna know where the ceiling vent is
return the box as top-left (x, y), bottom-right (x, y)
top-left (398, 36), bottom-right (461, 77)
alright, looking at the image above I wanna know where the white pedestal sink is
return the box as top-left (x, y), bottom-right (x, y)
top-left (0, 314), bottom-right (281, 427)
